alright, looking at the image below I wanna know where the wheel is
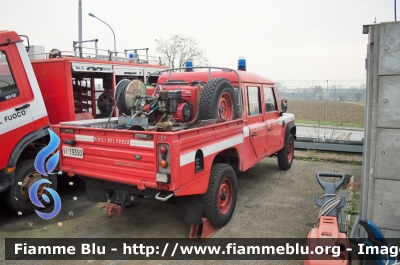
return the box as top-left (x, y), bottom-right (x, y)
top-left (5, 159), bottom-right (57, 214)
top-left (277, 134), bottom-right (294, 170)
top-left (97, 92), bottom-right (113, 117)
top-left (126, 195), bottom-right (142, 208)
top-left (198, 78), bottom-right (237, 122)
top-left (199, 163), bottom-right (237, 228)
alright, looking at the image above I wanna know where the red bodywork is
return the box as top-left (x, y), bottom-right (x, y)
top-left (54, 119), bottom-right (244, 195)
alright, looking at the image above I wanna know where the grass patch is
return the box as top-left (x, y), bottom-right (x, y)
top-left (296, 119), bottom-right (364, 128)
top-left (294, 150), bottom-right (362, 165)
top-left (342, 101), bottom-right (366, 106)
top-left (346, 185), bottom-right (361, 233)
top-left (295, 156), bottom-right (322, 162)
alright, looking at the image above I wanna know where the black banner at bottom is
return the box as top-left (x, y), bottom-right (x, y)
top-left (5, 238), bottom-right (400, 261)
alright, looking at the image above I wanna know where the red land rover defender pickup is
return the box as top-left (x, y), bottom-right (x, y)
top-left (53, 63), bottom-right (296, 230)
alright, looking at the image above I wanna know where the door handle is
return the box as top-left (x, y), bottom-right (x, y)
top-left (268, 127), bottom-right (273, 132)
top-left (15, 104), bottom-right (30, 111)
top-left (252, 132), bottom-right (258, 137)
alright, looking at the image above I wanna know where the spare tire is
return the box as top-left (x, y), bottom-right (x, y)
top-left (198, 78), bottom-right (237, 122)
top-left (97, 92), bottom-right (113, 117)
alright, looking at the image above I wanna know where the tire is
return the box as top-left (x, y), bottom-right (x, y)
top-left (277, 134), bottom-right (294, 170)
top-left (198, 78), bottom-right (237, 122)
top-left (97, 92), bottom-right (113, 117)
top-left (5, 159), bottom-right (57, 214)
top-left (199, 163), bottom-right (237, 228)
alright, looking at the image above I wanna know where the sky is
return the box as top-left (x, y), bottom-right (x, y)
top-left (1, 0), bottom-right (397, 80)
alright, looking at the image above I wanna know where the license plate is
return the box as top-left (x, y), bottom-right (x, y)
top-left (62, 146), bottom-right (83, 158)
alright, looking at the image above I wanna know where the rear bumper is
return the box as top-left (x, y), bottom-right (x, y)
top-left (82, 176), bottom-right (160, 197)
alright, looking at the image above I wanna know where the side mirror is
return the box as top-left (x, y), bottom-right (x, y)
top-left (281, 99), bottom-right (287, 113)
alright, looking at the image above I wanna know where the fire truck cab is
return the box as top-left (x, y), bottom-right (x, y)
top-left (0, 31), bottom-right (50, 214)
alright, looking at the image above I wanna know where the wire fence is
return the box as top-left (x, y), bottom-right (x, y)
top-left (275, 80), bottom-right (366, 142)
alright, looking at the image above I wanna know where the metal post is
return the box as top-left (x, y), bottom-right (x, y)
top-left (73, 41), bottom-right (77, 57)
top-left (78, 0), bottom-right (82, 52)
top-left (95, 40), bottom-right (98, 59)
top-left (325, 80), bottom-right (328, 138)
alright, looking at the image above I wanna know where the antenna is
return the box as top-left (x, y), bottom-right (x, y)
top-left (374, 17), bottom-right (376, 24)
top-left (395, 0), bottom-right (397, 21)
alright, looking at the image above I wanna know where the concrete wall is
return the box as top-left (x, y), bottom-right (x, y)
top-left (361, 21), bottom-right (400, 237)
top-left (28, 45), bottom-right (45, 60)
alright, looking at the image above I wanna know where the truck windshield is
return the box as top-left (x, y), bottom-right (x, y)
top-left (0, 51), bottom-right (19, 102)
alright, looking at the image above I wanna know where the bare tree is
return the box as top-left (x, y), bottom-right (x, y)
top-left (155, 35), bottom-right (206, 69)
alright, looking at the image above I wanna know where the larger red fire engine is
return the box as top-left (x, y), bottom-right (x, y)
top-left (0, 30), bottom-right (167, 214)
top-left (52, 58), bottom-right (297, 231)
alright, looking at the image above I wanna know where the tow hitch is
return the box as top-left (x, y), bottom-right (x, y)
top-left (99, 190), bottom-right (131, 218)
top-left (99, 204), bottom-right (124, 218)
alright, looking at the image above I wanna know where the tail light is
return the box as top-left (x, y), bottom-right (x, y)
top-left (157, 144), bottom-right (170, 183)
top-left (160, 146), bottom-right (167, 155)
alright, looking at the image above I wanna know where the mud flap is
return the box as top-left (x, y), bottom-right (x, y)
top-left (176, 195), bottom-right (203, 225)
top-left (86, 183), bottom-right (108, 202)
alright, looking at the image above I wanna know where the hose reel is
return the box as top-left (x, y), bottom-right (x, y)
top-left (115, 79), bottom-right (148, 115)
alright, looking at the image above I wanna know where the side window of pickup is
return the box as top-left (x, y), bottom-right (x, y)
top-left (247, 86), bottom-right (261, 116)
top-left (263, 86), bottom-right (277, 112)
top-left (0, 51), bottom-right (19, 102)
top-left (233, 86), bottom-right (243, 118)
